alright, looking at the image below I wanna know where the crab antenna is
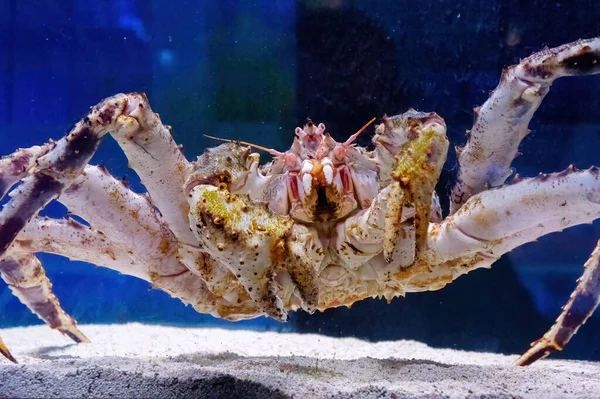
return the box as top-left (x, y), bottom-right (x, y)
top-left (203, 134), bottom-right (282, 156)
top-left (343, 117), bottom-right (376, 145)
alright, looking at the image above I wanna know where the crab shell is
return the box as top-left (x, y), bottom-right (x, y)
top-left (185, 111), bottom-right (448, 321)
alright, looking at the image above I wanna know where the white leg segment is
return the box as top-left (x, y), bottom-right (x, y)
top-left (58, 164), bottom-right (186, 278)
top-left (451, 37), bottom-right (600, 213)
top-left (109, 94), bottom-right (197, 246)
top-left (11, 216), bottom-right (144, 280)
top-left (431, 168), bottom-right (600, 265)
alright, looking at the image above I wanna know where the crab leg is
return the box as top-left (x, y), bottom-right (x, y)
top-left (0, 337), bottom-right (16, 363)
top-left (514, 239), bottom-right (600, 366)
top-left (0, 215), bottom-right (135, 363)
top-left (108, 94), bottom-right (197, 246)
top-left (0, 213), bottom-right (227, 363)
top-left (0, 253), bottom-right (90, 344)
top-left (426, 167), bottom-right (600, 365)
top-left (54, 165), bottom-right (256, 319)
top-left (430, 167), bottom-right (600, 266)
top-left (0, 94), bottom-right (139, 258)
top-left (11, 217), bottom-right (142, 279)
top-left (12, 216), bottom-right (225, 318)
top-left (0, 143), bottom-right (54, 200)
top-left (56, 165), bottom-right (185, 277)
top-left (451, 37), bottom-right (600, 213)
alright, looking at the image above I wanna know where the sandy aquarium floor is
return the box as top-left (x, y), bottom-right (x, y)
top-left (0, 324), bottom-right (598, 398)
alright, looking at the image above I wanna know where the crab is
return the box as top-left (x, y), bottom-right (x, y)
top-left (1, 38), bottom-right (600, 367)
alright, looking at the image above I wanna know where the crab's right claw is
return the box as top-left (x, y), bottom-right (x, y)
top-left (0, 336), bottom-right (17, 363)
top-left (390, 112), bottom-right (448, 253)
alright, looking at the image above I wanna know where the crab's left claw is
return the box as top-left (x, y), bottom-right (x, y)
top-left (0, 336), bottom-right (17, 363)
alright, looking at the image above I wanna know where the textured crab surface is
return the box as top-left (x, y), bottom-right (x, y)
top-left (0, 37), bottom-right (600, 367)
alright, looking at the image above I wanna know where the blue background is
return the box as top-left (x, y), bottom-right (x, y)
top-left (1, 0), bottom-right (600, 360)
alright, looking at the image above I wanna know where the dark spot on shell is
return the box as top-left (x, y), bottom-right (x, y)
top-left (523, 64), bottom-right (553, 79)
top-left (0, 217), bottom-right (25, 253)
top-left (98, 104), bottom-right (116, 124)
top-left (66, 218), bottom-right (86, 229)
top-left (0, 174), bottom-right (62, 255)
top-left (561, 51), bottom-right (600, 75)
top-left (55, 127), bottom-right (100, 172)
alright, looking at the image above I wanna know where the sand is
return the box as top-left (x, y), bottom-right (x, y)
top-left (0, 324), bottom-right (599, 398)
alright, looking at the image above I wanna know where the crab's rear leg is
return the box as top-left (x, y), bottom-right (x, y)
top-left (0, 214), bottom-right (221, 362)
top-left (0, 336), bottom-right (15, 363)
top-left (0, 214), bottom-right (141, 363)
top-left (430, 167), bottom-right (600, 265)
top-left (450, 37), bottom-right (600, 213)
top-left (0, 253), bottom-right (90, 344)
top-left (514, 240), bottom-right (600, 366)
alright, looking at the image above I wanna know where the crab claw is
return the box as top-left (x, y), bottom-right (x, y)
top-left (0, 336), bottom-right (17, 363)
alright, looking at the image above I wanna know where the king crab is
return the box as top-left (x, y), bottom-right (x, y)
top-left (1, 38), bottom-right (600, 366)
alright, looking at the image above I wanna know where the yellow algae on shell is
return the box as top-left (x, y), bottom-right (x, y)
top-left (195, 185), bottom-right (293, 238)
